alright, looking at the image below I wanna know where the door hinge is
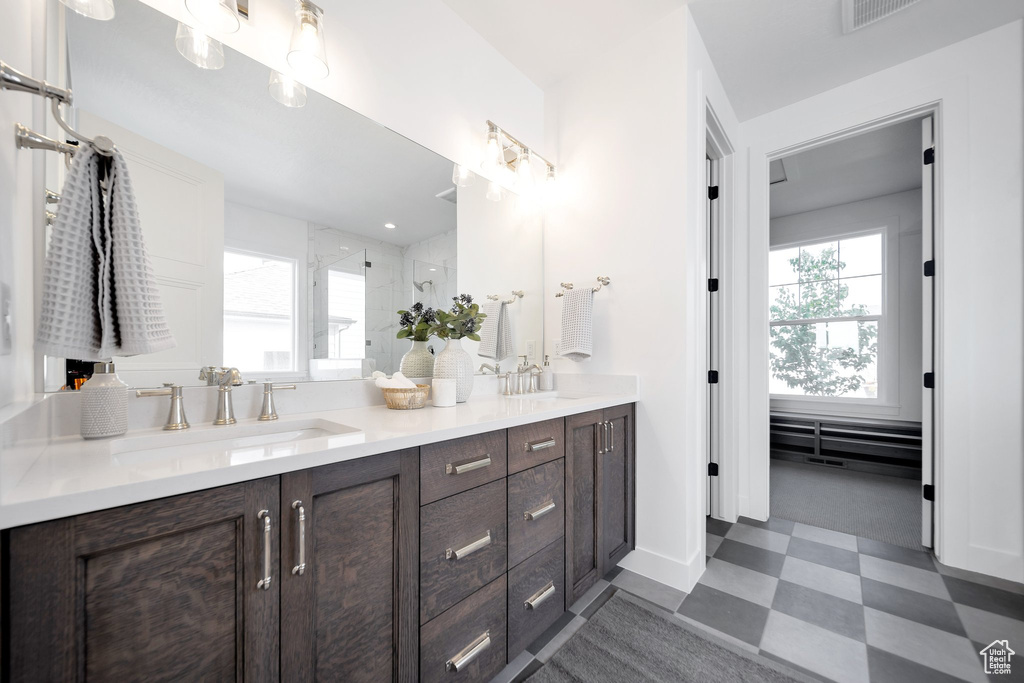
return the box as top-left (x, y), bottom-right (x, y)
top-left (922, 484), bottom-right (934, 502)
top-left (708, 278), bottom-right (719, 292)
top-left (708, 462), bottom-right (719, 477)
top-left (923, 147), bottom-right (935, 165)
top-left (923, 372), bottom-right (934, 389)
top-left (708, 370), bottom-right (719, 384)
top-left (923, 260), bottom-right (935, 277)
top-left (708, 185), bottom-right (719, 201)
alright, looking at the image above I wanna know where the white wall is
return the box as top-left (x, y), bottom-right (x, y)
top-left (138, 0), bottom-right (543, 190)
top-left (543, 7), bottom-right (739, 591)
top-left (0, 2), bottom-right (46, 411)
top-left (769, 189), bottom-right (923, 422)
top-left (736, 21), bottom-right (1024, 582)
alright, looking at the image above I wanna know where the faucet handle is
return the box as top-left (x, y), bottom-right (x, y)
top-left (258, 382), bottom-right (296, 421)
top-left (518, 354), bottom-right (528, 369)
top-left (136, 384), bottom-right (189, 430)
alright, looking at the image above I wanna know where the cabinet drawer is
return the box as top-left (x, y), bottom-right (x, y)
top-left (420, 575), bottom-right (507, 683)
top-left (421, 430), bottom-right (507, 505)
top-left (508, 459), bottom-right (565, 568)
top-left (508, 418), bottom-right (565, 474)
top-left (420, 479), bottom-right (508, 623)
top-left (508, 538), bottom-right (565, 659)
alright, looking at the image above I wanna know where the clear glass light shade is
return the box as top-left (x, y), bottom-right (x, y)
top-left (515, 148), bottom-right (535, 191)
top-left (268, 70), bottom-right (307, 108)
top-left (485, 181), bottom-right (504, 202)
top-left (175, 23), bottom-right (225, 70)
top-left (184, 0), bottom-right (240, 34)
top-left (287, 2), bottom-right (329, 80)
top-left (481, 128), bottom-right (504, 172)
top-left (59, 0), bottom-right (115, 20)
top-left (452, 163), bottom-right (475, 188)
top-left (546, 165), bottom-right (556, 183)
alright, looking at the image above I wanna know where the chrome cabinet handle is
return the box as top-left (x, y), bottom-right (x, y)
top-left (524, 500), bottom-right (556, 521)
top-left (596, 422), bottom-right (604, 454)
top-left (525, 438), bottom-right (556, 452)
top-left (609, 420), bottom-right (615, 452)
top-left (525, 581), bottom-right (556, 610)
top-left (257, 510), bottom-right (272, 590)
top-left (604, 421), bottom-right (611, 452)
top-left (446, 530), bottom-right (492, 560)
top-left (445, 455), bottom-right (491, 475)
top-left (445, 631), bottom-right (491, 672)
top-left (291, 500), bottom-right (306, 576)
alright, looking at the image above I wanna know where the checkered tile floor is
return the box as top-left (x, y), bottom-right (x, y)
top-left (490, 516), bottom-right (1024, 683)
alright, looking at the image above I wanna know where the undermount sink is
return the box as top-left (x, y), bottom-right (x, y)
top-left (110, 418), bottom-right (361, 463)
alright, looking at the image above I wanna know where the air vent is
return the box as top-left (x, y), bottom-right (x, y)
top-left (842, 0), bottom-right (921, 33)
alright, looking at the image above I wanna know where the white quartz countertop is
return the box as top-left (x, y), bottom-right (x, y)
top-left (0, 390), bottom-right (636, 529)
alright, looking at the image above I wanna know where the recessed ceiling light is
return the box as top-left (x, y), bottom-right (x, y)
top-left (384, 223), bottom-right (396, 229)
top-left (429, 268), bottom-right (436, 272)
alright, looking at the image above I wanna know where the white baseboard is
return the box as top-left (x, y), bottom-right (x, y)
top-left (617, 546), bottom-right (705, 593)
top-left (961, 544), bottom-right (1024, 584)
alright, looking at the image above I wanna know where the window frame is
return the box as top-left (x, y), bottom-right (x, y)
top-left (223, 247), bottom-right (300, 377)
top-left (768, 223), bottom-right (897, 408)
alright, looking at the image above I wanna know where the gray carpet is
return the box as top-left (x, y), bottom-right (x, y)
top-left (528, 593), bottom-right (812, 683)
top-left (770, 459), bottom-right (923, 550)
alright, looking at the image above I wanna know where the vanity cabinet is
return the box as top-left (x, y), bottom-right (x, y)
top-left (280, 449), bottom-right (419, 682)
top-left (4, 478), bottom-right (281, 682)
top-left (565, 404), bottom-right (636, 606)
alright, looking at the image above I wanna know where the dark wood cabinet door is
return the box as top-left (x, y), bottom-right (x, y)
top-left (564, 409), bottom-right (603, 607)
top-left (280, 449), bottom-right (418, 683)
top-left (5, 478), bottom-right (280, 683)
top-left (601, 404), bottom-right (635, 572)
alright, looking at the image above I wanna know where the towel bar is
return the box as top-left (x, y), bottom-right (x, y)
top-left (486, 290), bottom-right (524, 304)
top-left (555, 276), bottom-right (610, 297)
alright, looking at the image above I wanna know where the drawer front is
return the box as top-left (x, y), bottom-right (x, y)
top-left (420, 575), bottom-right (507, 683)
top-left (421, 430), bottom-right (507, 505)
top-left (420, 479), bottom-right (508, 623)
top-left (508, 418), bottom-right (565, 474)
top-left (507, 459), bottom-right (565, 568)
top-left (508, 538), bottom-right (565, 659)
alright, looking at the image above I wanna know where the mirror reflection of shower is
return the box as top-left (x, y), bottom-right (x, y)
top-left (412, 260), bottom-right (456, 311)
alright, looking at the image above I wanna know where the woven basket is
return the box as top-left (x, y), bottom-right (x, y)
top-left (381, 384), bottom-right (431, 410)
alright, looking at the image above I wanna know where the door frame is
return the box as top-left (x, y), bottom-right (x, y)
top-left (746, 103), bottom-right (942, 552)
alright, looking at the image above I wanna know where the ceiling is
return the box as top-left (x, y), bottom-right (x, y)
top-left (689, 0), bottom-right (1024, 121)
top-left (439, 0), bottom-right (689, 89)
top-left (770, 117), bottom-right (923, 219)
top-left (66, 0), bottom-right (456, 247)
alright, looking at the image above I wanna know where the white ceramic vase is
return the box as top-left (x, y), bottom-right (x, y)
top-left (400, 340), bottom-right (434, 378)
top-left (433, 338), bottom-right (474, 402)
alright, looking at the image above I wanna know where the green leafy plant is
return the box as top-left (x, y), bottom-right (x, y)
top-left (769, 246), bottom-right (877, 397)
top-left (430, 294), bottom-right (487, 341)
top-left (396, 302), bottom-right (437, 342)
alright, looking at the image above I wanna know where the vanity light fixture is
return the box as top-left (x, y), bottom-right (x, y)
top-left (481, 120), bottom-right (555, 197)
top-left (485, 181), bottom-right (504, 202)
top-left (184, 0), bottom-right (240, 34)
top-left (481, 124), bottom-right (504, 172)
top-left (384, 223), bottom-right (397, 229)
top-left (452, 163), bottom-right (476, 188)
top-left (59, 0), bottom-right (115, 21)
top-left (288, 1), bottom-right (329, 80)
top-left (516, 147), bottom-right (535, 191)
top-left (268, 70), bottom-right (307, 107)
top-left (175, 23), bottom-right (225, 70)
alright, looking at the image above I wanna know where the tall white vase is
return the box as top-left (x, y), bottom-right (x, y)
top-left (400, 340), bottom-right (434, 378)
top-left (433, 338), bottom-right (474, 402)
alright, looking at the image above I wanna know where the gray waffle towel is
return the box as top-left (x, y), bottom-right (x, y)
top-left (37, 144), bottom-right (175, 360)
top-left (478, 300), bottom-right (513, 361)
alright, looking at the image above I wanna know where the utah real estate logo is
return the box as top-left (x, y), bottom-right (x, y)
top-left (979, 639), bottom-right (1015, 675)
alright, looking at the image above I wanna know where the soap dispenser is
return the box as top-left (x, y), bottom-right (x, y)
top-left (80, 362), bottom-right (129, 439)
top-left (539, 355), bottom-right (554, 392)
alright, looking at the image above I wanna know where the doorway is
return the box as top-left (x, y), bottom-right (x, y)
top-left (765, 116), bottom-right (935, 550)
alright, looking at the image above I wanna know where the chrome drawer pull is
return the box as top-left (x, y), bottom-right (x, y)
top-left (525, 581), bottom-right (556, 610)
top-left (445, 455), bottom-right (491, 475)
top-left (291, 500), bottom-right (306, 576)
top-left (525, 438), bottom-right (556, 452)
top-left (257, 510), bottom-right (272, 590)
top-left (445, 630), bottom-right (491, 672)
top-left (524, 500), bottom-right (556, 521)
top-left (609, 421), bottom-right (615, 452)
top-left (596, 422), bottom-right (604, 454)
top-left (446, 530), bottom-right (492, 560)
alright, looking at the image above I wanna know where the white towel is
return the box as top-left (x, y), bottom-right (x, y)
top-left (37, 145), bottom-right (175, 360)
top-left (478, 300), bottom-right (513, 361)
top-left (559, 288), bottom-right (593, 361)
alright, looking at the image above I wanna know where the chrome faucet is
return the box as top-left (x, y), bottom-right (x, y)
top-left (516, 356), bottom-right (542, 394)
top-left (258, 382), bottom-right (296, 421)
top-left (198, 366), bottom-right (219, 386)
top-left (136, 383), bottom-right (189, 430)
top-left (214, 367), bottom-right (242, 425)
top-left (479, 362), bottom-right (501, 375)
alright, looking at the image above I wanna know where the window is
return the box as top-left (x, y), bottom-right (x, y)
top-left (224, 250), bottom-right (296, 373)
top-left (769, 233), bottom-right (882, 399)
